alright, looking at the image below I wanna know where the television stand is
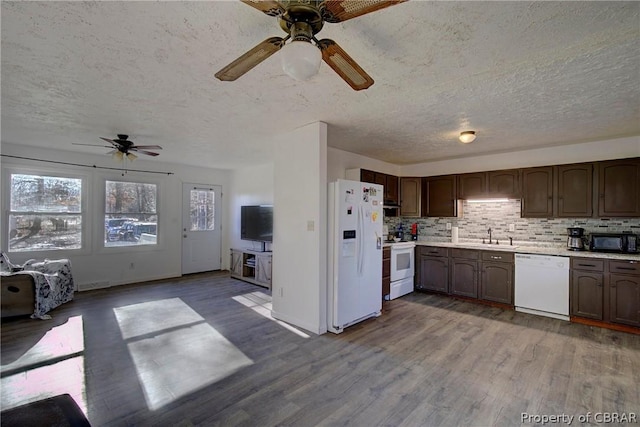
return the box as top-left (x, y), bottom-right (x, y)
top-left (230, 249), bottom-right (272, 289)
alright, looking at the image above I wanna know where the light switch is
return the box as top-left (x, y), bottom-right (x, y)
top-left (307, 220), bottom-right (315, 231)
top-left (509, 223), bottom-right (515, 232)
top-left (446, 223), bottom-right (452, 230)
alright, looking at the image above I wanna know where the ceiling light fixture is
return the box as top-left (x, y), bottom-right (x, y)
top-left (280, 21), bottom-right (322, 81)
top-left (459, 131), bottom-right (476, 144)
top-left (280, 40), bottom-right (322, 80)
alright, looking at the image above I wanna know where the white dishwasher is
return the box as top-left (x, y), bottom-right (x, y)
top-left (514, 254), bottom-right (570, 321)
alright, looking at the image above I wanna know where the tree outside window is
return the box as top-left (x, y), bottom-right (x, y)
top-left (9, 174), bottom-right (83, 252)
top-left (105, 180), bottom-right (158, 247)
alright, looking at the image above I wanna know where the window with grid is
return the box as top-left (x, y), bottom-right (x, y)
top-left (8, 173), bottom-right (83, 252)
top-left (105, 180), bottom-right (158, 247)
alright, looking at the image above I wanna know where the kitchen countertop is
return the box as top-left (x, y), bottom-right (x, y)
top-left (414, 241), bottom-right (640, 261)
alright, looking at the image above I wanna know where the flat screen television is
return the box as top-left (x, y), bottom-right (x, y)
top-left (241, 205), bottom-right (273, 250)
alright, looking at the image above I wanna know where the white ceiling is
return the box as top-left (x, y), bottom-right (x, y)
top-left (2, 1), bottom-right (639, 170)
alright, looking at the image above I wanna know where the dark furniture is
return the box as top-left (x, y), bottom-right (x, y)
top-left (480, 251), bottom-right (514, 305)
top-left (570, 257), bottom-right (640, 328)
top-left (597, 158), bottom-right (640, 217)
top-left (415, 246), bottom-right (449, 293)
top-left (382, 246), bottom-right (391, 300)
top-left (421, 175), bottom-right (459, 217)
top-left (399, 177), bottom-right (421, 217)
top-left (450, 248), bottom-right (479, 298)
top-left (1, 274), bottom-right (35, 318)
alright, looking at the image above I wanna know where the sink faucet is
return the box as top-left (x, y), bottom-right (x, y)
top-left (487, 228), bottom-right (492, 244)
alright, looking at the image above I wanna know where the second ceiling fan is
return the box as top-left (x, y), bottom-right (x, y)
top-left (215, 0), bottom-right (406, 91)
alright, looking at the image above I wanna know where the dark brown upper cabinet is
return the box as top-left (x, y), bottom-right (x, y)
top-left (385, 174), bottom-right (399, 205)
top-left (360, 169), bottom-right (376, 184)
top-left (457, 173), bottom-right (486, 199)
top-left (400, 177), bottom-right (421, 217)
top-left (422, 175), bottom-right (459, 217)
top-left (458, 170), bottom-right (520, 199)
top-left (556, 163), bottom-right (593, 217)
top-left (521, 167), bottom-right (554, 217)
top-left (487, 170), bottom-right (520, 198)
top-left (359, 169), bottom-right (399, 206)
top-left (597, 158), bottom-right (640, 217)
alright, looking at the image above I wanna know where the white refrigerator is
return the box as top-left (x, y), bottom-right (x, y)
top-left (328, 179), bottom-right (383, 334)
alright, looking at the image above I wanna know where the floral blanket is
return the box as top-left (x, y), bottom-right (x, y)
top-left (7, 259), bottom-right (75, 319)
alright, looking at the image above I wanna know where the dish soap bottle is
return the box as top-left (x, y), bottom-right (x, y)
top-left (397, 223), bottom-right (404, 241)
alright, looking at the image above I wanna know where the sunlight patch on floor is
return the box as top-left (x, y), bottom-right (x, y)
top-left (0, 316), bottom-right (87, 414)
top-left (232, 292), bottom-right (310, 338)
top-left (114, 298), bottom-right (254, 411)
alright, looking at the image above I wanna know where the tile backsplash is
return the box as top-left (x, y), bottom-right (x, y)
top-left (385, 200), bottom-right (640, 247)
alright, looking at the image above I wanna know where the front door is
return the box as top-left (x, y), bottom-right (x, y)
top-left (182, 183), bottom-right (222, 274)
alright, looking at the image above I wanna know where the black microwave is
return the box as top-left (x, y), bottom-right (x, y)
top-left (589, 233), bottom-right (639, 253)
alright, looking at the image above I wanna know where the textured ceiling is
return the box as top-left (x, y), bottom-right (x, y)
top-left (2, 1), bottom-right (639, 169)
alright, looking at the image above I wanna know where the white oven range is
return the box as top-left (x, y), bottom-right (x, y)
top-left (389, 241), bottom-right (416, 300)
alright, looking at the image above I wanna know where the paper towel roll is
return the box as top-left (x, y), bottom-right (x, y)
top-left (451, 226), bottom-right (459, 244)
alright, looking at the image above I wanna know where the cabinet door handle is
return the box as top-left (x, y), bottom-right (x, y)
top-left (616, 267), bottom-right (637, 271)
top-left (491, 256), bottom-right (502, 260)
top-left (578, 263), bottom-right (596, 267)
top-left (610, 284), bottom-right (617, 288)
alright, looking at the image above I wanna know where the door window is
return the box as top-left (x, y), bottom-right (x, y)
top-left (189, 189), bottom-right (215, 231)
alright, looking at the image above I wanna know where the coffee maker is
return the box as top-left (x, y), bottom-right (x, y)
top-left (567, 227), bottom-right (586, 251)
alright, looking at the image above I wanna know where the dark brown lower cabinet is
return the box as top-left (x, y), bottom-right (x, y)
top-left (571, 270), bottom-right (604, 320)
top-left (416, 246), bottom-right (449, 293)
top-left (570, 258), bottom-right (639, 329)
top-left (450, 249), bottom-right (479, 298)
top-left (479, 251), bottom-right (514, 305)
top-left (609, 272), bottom-right (640, 327)
top-left (481, 262), bottom-right (513, 305)
top-left (382, 247), bottom-right (391, 300)
top-left (570, 258), bottom-right (604, 320)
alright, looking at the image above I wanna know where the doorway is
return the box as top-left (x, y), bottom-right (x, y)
top-left (182, 183), bottom-right (222, 274)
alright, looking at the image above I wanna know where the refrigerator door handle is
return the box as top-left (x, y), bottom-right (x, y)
top-left (357, 204), bottom-right (365, 276)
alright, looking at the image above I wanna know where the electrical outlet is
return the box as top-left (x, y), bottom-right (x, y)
top-left (446, 223), bottom-right (452, 230)
top-left (307, 220), bottom-right (315, 231)
top-left (279, 287), bottom-right (284, 297)
top-left (509, 224), bottom-right (515, 232)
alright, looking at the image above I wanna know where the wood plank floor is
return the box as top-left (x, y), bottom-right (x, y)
top-left (2, 272), bottom-right (639, 426)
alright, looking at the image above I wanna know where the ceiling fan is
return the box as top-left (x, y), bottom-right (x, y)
top-left (73, 134), bottom-right (162, 159)
top-left (215, 0), bottom-right (407, 91)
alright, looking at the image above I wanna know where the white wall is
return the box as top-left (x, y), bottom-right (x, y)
top-left (271, 122), bottom-right (328, 334)
top-left (228, 163), bottom-right (274, 251)
top-left (1, 143), bottom-right (231, 289)
top-left (400, 136), bottom-right (640, 176)
top-left (327, 147), bottom-right (400, 182)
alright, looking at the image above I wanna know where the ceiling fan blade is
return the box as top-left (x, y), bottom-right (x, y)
top-left (322, 0), bottom-right (407, 23)
top-left (215, 37), bottom-right (286, 81)
top-left (131, 149), bottom-right (160, 157)
top-left (317, 39), bottom-right (374, 91)
top-left (72, 143), bottom-right (112, 148)
top-left (131, 145), bottom-right (163, 150)
top-left (240, 0), bottom-right (285, 17)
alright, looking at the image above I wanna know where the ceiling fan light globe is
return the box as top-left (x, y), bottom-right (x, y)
top-left (459, 131), bottom-right (476, 144)
top-left (113, 151), bottom-right (125, 161)
top-left (280, 41), bottom-right (322, 81)
top-left (126, 153), bottom-right (138, 162)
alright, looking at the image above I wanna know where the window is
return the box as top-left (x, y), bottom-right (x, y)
top-left (189, 189), bottom-right (215, 231)
top-left (105, 180), bottom-right (157, 247)
top-left (9, 174), bottom-right (83, 252)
